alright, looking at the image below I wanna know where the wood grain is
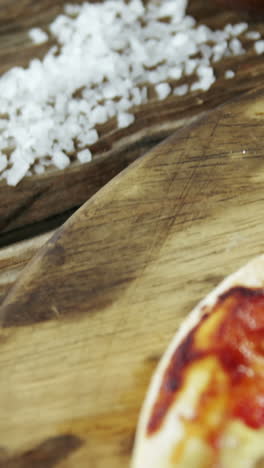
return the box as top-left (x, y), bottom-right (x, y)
top-left (1, 85), bottom-right (264, 467)
top-left (2, 0), bottom-right (264, 245)
top-left (0, 231), bottom-right (54, 304)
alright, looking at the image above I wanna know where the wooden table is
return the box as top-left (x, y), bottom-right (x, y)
top-left (1, 2), bottom-right (264, 467)
top-left (2, 80), bottom-right (264, 467)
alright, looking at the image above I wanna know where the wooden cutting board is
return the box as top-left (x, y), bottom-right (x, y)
top-left (1, 85), bottom-right (264, 468)
top-left (2, 0), bottom-right (264, 247)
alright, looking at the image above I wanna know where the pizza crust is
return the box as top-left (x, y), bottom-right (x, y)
top-left (131, 254), bottom-right (264, 468)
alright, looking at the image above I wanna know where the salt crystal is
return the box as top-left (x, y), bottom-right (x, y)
top-left (185, 59), bottom-right (197, 76)
top-left (105, 100), bottom-right (116, 118)
top-left (53, 150), bottom-right (70, 169)
top-left (254, 40), bottom-right (264, 55)
top-left (225, 69), bottom-right (235, 79)
top-left (229, 38), bottom-right (245, 55)
top-left (174, 84), bottom-right (188, 96)
top-left (117, 98), bottom-right (132, 111)
top-left (246, 31), bottom-right (261, 40)
top-left (64, 4), bottom-right (82, 16)
top-left (0, 119), bottom-right (7, 129)
top-left (91, 106), bottom-right (108, 125)
top-left (195, 24), bottom-right (210, 43)
top-left (86, 129), bottom-right (98, 145)
top-left (231, 23), bottom-right (248, 36)
top-left (156, 0), bottom-right (187, 20)
top-left (40, 157), bottom-right (52, 167)
top-left (148, 71), bottom-right (162, 84)
top-left (117, 112), bottom-right (135, 128)
top-left (102, 84), bottom-right (119, 100)
top-left (172, 32), bottom-right (189, 48)
top-left (77, 149), bottom-right (92, 163)
top-left (213, 41), bottom-right (228, 62)
top-left (155, 83), bottom-right (171, 100)
top-left (224, 24), bottom-right (233, 35)
top-left (168, 66), bottom-right (182, 80)
top-left (78, 129), bottom-right (99, 146)
top-left (34, 163), bottom-right (45, 175)
top-left (191, 65), bottom-right (215, 92)
top-left (181, 15), bottom-right (196, 29)
top-left (131, 88), bottom-right (142, 106)
top-left (200, 44), bottom-right (212, 60)
top-left (7, 160), bottom-right (29, 186)
top-left (29, 27), bottom-right (49, 45)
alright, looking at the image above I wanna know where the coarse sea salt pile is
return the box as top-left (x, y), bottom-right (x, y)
top-left (0, 0), bottom-right (262, 185)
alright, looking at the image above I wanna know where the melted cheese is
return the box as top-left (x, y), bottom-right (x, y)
top-left (132, 286), bottom-right (264, 468)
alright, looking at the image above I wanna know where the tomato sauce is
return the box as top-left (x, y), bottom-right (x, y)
top-left (147, 287), bottom-right (264, 438)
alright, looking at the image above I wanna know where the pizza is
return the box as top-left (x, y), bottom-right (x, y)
top-left (131, 256), bottom-right (264, 468)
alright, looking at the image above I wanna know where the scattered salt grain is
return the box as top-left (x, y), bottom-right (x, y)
top-left (156, 0), bottom-right (186, 19)
top-left (155, 83), bottom-right (171, 100)
top-left (64, 4), bottom-right (82, 16)
top-left (117, 112), bottom-right (135, 129)
top-left (185, 59), bottom-right (197, 76)
top-left (254, 40), bottom-right (264, 55)
top-left (7, 160), bottom-right (29, 186)
top-left (34, 163), bottom-right (45, 175)
top-left (118, 98), bottom-right (132, 111)
top-left (77, 129), bottom-right (99, 146)
top-left (246, 31), bottom-right (261, 40)
top-left (230, 22), bottom-right (248, 36)
top-left (131, 87), bottom-right (142, 106)
top-left (168, 66), bottom-right (183, 80)
top-left (53, 150), bottom-right (70, 169)
top-left (77, 149), bottom-right (92, 163)
top-left (225, 69), bottom-right (235, 79)
top-left (229, 38), bottom-right (245, 55)
top-left (104, 100), bottom-right (116, 118)
top-left (0, 0), bottom-right (262, 185)
top-left (212, 41), bottom-right (228, 62)
top-left (28, 27), bottom-right (49, 45)
top-left (191, 65), bottom-right (215, 92)
top-left (91, 106), bottom-right (108, 125)
top-left (173, 84), bottom-right (189, 96)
